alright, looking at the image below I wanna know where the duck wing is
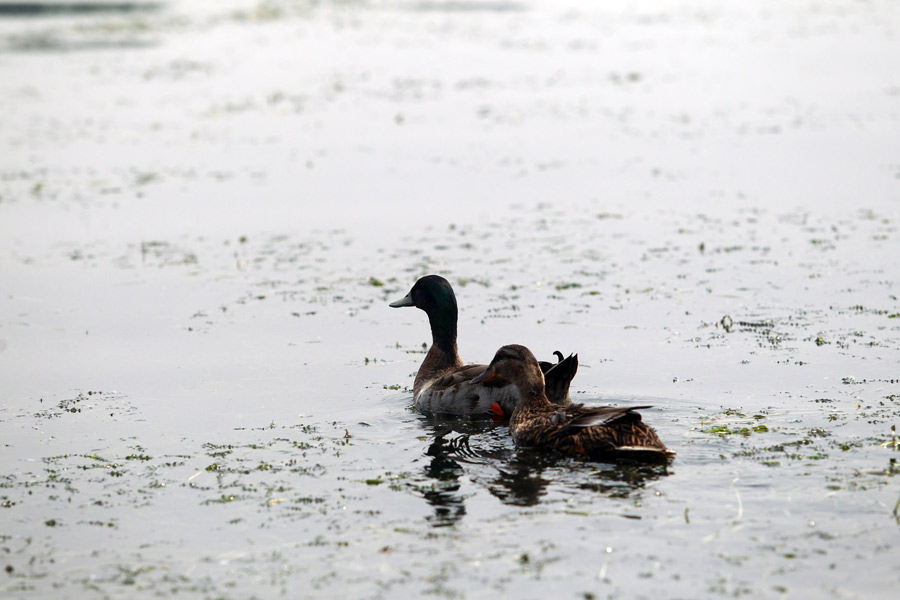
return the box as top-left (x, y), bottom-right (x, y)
top-left (552, 404), bottom-right (652, 434)
top-left (428, 364), bottom-right (511, 391)
top-left (414, 364), bottom-right (518, 415)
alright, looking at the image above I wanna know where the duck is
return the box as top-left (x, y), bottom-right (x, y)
top-left (389, 275), bottom-right (578, 415)
top-left (471, 344), bottom-right (674, 462)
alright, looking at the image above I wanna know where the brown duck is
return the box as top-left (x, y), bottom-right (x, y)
top-left (390, 275), bottom-right (578, 415)
top-left (471, 344), bottom-right (674, 462)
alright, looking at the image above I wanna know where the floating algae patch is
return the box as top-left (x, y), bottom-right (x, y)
top-left (193, 435), bottom-right (337, 506)
top-left (703, 423), bottom-right (769, 437)
top-left (690, 390), bottom-right (900, 495)
top-left (32, 390), bottom-right (135, 420)
top-left (1, 408), bottom-right (407, 596)
top-left (700, 409), bottom-right (771, 438)
top-left (1, 415), bottom-right (364, 533)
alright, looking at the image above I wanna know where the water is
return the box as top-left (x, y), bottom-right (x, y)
top-left (1, 1), bottom-right (899, 598)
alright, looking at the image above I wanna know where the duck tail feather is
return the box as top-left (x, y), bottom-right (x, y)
top-left (544, 352), bottom-right (578, 384)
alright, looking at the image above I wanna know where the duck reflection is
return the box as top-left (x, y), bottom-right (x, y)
top-left (421, 434), bottom-right (466, 527)
top-left (416, 416), bottom-right (500, 527)
top-left (414, 415), bottom-right (671, 523)
top-left (485, 448), bottom-right (555, 506)
top-left (576, 462), bottom-right (670, 499)
top-left (486, 449), bottom-right (669, 506)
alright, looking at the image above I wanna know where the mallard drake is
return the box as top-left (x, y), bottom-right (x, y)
top-left (471, 344), bottom-right (674, 462)
top-left (390, 275), bottom-right (578, 415)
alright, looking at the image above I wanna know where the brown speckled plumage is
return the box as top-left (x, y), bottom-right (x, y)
top-left (473, 344), bottom-right (674, 462)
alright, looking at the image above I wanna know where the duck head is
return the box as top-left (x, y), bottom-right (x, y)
top-left (390, 275), bottom-right (459, 351)
top-left (389, 275), bottom-right (457, 312)
top-left (470, 344), bottom-right (547, 404)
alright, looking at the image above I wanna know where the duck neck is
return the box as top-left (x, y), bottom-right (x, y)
top-left (426, 304), bottom-right (458, 356)
top-left (519, 380), bottom-right (549, 410)
top-left (511, 382), bottom-right (551, 426)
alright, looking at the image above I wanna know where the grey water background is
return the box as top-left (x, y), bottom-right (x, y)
top-left (1, 0), bottom-right (899, 598)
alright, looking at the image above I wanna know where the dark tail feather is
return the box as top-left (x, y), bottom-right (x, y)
top-left (543, 353), bottom-right (578, 406)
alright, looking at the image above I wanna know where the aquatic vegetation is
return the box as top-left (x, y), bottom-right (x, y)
top-left (703, 423), bottom-right (769, 436)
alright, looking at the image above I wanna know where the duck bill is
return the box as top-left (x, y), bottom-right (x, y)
top-left (469, 366), bottom-right (496, 384)
top-left (389, 293), bottom-right (414, 308)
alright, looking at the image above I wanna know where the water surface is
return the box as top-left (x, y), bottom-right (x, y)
top-left (1, 1), bottom-right (898, 598)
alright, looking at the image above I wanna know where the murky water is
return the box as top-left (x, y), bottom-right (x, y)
top-left (2, 1), bottom-right (899, 598)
